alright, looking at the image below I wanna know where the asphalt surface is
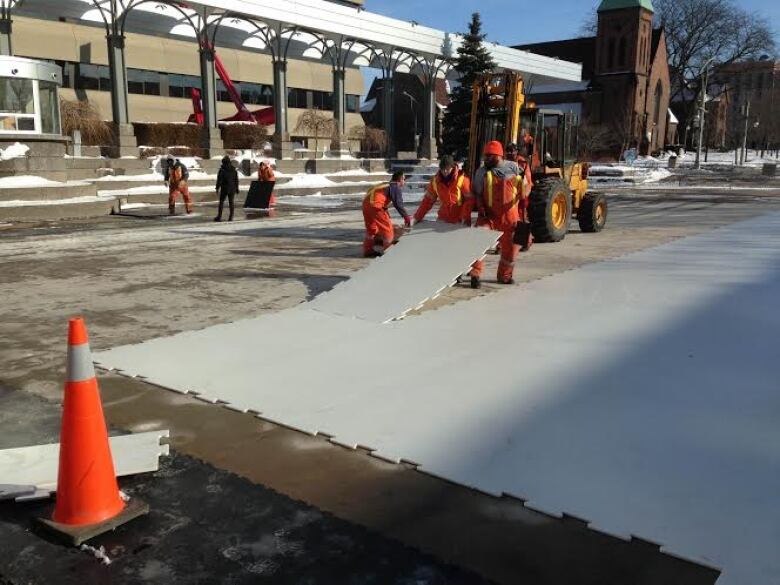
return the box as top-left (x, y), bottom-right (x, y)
top-left (0, 176), bottom-right (778, 585)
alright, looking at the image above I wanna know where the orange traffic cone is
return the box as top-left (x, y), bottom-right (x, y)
top-left (38, 317), bottom-right (148, 545)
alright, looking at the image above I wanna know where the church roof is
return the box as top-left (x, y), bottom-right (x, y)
top-left (598, 0), bottom-right (654, 12)
top-left (514, 37), bottom-right (598, 80)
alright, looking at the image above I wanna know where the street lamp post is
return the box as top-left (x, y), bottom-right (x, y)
top-left (403, 91), bottom-right (419, 155)
top-left (695, 57), bottom-right (716, 170)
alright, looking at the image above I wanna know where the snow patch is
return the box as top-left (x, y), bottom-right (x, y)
top-left (0, 195), bottom-right (113, 207)
top-left (0, 142), bottom-right (30, 161)
top-left (80, 544), bottom-right (112, 566)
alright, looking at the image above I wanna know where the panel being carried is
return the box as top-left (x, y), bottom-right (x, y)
top-left (0, 431), bottom-right (170, 500)
top-left (309, 223), bottom-right (499, 323)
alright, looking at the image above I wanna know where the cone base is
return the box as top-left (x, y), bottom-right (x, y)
top-left (37, 497), bottom-right (149, 546)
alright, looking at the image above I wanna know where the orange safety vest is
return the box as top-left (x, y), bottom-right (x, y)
top-left (485, 171), bottom-right (523, 223)
top-left (170, 165), bottom-right (185, 185)
top-left (365, 183), bottom-right (391, 209)
top-left (430, 173), bottom-right (467, 206)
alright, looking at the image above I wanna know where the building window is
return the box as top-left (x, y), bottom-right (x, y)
top-left (288, 88), bottom-right (308, 109)
top-left (39, 81), bottom-right (60, 134)
top-left (241, 82), bottom-right (273, 106)
top-left (0, 78), bottom-right (35, 131)
top-left (654, 81), bottom-right (663, 127)
top-left (77, 64), bottom-right (111, 91)
top-left (346, 94), bottom-right (359, 113)
top-left (169, 74), bottom-right (200, 99)
top-left (127, 69), bottom-right (161, 96)
top-left (312, 90), bottom-right (333, 111)
top-left (217, 80), bottom-right (239, 102)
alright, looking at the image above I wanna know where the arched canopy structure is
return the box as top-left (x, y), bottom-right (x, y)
top-left (11, 0), bottom-right (582, 156)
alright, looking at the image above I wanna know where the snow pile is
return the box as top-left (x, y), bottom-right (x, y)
top-left (277, 174), bottom-right (337, 189)
top-left (588, 164), bottom-right (671, 187)
top-left (94, 172), bottom-right (164, 182)
top-left (0, 142), bottom-right (30, 160)
top-left (0, 195), bottom-right (113, 207)
top-left (0, 175), bottom-right (64, 188)
top-left (325, 168), bottom-right (375, 176)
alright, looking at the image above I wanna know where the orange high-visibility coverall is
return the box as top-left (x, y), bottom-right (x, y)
top-left (362, 183), bottom-right (396, 257)
top-left (413, 170), bottom-right (473, 224)
top-left (470, 169), bottom-right (525, 283)
top-left (515, 156), bottom-right (534, 249)
top-left (168, 165), bottom-right (193, 214)
top-left (259, 164), bottom-right (276, 206)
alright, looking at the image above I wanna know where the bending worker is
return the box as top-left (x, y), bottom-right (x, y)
top-left (469, 141), bottom-right (525, 288)
top-left (362, 170), bottom-right (412, 258)
top-left (165, 157), bottom-right (193, 216)
top-left (413, 155), bottom-right (472, 225)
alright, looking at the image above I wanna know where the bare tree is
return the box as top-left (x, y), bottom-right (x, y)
top-left (578, 123), bottom-right (615, 159)
top-left (349, 125), bottom-right (388, 157)
top-left (294, 110), bottom-right (336, 158)
top-left (578, 3), bottom-right (600, 38)
top-left (656, 0), bottom-right (776, 127)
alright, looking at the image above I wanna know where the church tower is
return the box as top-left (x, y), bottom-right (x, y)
top-left (593, 0), bottom-right (656, 151)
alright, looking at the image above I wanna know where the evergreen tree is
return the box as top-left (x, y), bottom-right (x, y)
top-left (442, 12), bottom-right (497, 159)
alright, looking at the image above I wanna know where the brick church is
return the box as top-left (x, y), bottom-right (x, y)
top-left (515, 0), bottom-right (673, 156)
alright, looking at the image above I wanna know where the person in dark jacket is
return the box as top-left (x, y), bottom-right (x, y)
top-left (214, 156), bottom-right (239, 222)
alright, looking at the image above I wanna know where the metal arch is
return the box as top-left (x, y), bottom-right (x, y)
top-left (1, 0), bottom-right (22, 20)
top-left (117, 0), bottom-right (201, 38)
top-left (208, 12), bottom-right (278, 60)
top-left (83, 0), bottom-right (115, 32)
top-left (319, 35), bottom-right (375, 73)
top-left (411, 54), bottom-right (452, 87)
top-left (274, 23), bottom-right (300, 63)
top-left (371, 45), bottom-right (413, 77)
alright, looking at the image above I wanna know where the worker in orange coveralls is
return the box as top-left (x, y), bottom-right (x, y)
top-left (468, 141), bottom-right (525, 288)
top-left (258, 160), bottom-right (277, 206)
top-left (165, 157), bottom-right (193, 216)
top-left (413, 155), bottom-right (473, 226)
top-left (505, 142), bottom-right (534, 251)
top-left (362, 170), bottom-right (412, 258)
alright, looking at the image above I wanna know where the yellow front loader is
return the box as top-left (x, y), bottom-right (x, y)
top-left (467, 72), bottom-right (607, 242)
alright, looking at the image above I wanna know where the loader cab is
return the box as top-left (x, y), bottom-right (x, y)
top-left (519, 108), bottom-right (580, 177)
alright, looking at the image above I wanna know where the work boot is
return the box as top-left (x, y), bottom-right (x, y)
top-left (364, 250), bottom-right (384, 259)
top-left (214, 216), bottom-right (222, 222)
top-left (470, 276), bottom-right (481, 289)
top-left (498, 278), bottom-right (515, 285)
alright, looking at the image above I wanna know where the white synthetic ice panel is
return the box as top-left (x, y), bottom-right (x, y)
top-left (309, 223), bottom-right (498, 323)
top-left (0, 431), bottom-right (170, 498)
top-left (95, 213), bottom-right (780, 584)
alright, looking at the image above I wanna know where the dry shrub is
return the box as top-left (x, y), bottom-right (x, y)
top-left (350, 125), bottom-right (387, 156)
top-left (60, 99), bottom-right (112, 146)
top-left (133, 123), bottom-right (201, 149)
top-left (221, 123), bottom-right (269, 150)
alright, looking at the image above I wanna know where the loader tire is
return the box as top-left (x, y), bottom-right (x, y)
top-left (577, 193), bottom-right (608, 233)
top-left (529, 178), bottom-right (571, 243)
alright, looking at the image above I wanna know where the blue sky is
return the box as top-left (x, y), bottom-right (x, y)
top-left (360, 0), bottom-right (779, 96)
top-left (365, 0), bottom-right (779, 46)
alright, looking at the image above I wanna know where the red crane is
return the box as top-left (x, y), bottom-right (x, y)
top-left (189, 46), bottom-right (275, 126)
